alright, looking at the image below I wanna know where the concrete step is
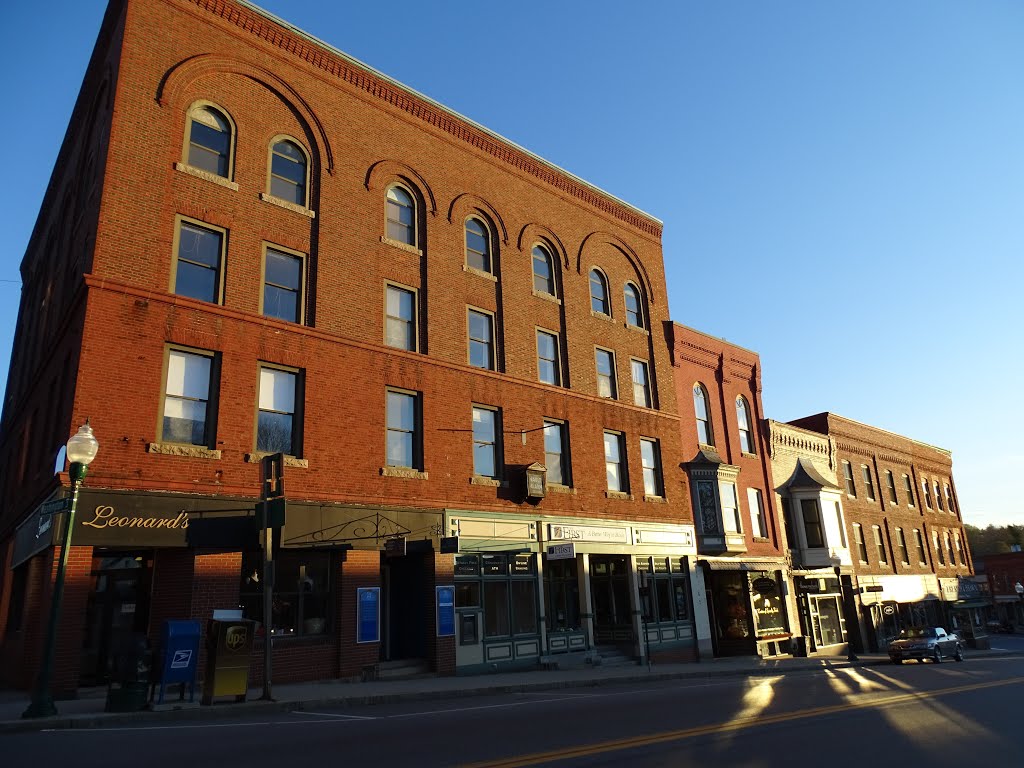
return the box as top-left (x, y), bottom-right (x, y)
top-left (376, 658), bottom-right (433, 680)
top-left (594, 646), bottom-right (638, 667)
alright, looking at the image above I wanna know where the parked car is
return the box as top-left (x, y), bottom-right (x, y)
top-left (888, 626), bottom-right (964, 664)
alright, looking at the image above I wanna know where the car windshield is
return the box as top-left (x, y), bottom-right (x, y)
top-left (897, 628), bottom-right (935, 639)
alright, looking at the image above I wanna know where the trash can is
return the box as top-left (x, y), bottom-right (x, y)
top-left (202, 618), bottom-right (256, 705)
top-left (154, 620), bottom-right (201, 705)
top-left (105, 632), bottom-right (151, 712)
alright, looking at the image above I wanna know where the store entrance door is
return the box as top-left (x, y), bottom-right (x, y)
top-left (381, 551), bottom-right (428, 662)
top-left (80, 551), bottom-right (153, 686)
top-left (706, 570), bottom-right (756, 656)
top-left (589, 555), bottom-right (633, 646)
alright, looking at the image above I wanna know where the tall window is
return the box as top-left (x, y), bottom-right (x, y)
top-left (173, 219), bottom-right (224, 304)
top-left (595, 348), bottom-right (617, 398)
top-left (862, 465), bottom-right (876, 501)
top-left (886, 470), bottom-right (898, 504)
top-left (842, 461), bottom-right (856, 497)
top-left (257, 366), bottom-right (299, 455)
top-left (693, 383), bottom-right (713, 445)
top-left (263, 246), bottom-right (303, 323)
top-left (801, 499), bottom-right (824, 548)
top-left (465, 217), bottom-right (491, 273)
top-left (748, 488), bottom-right (767, 538)
top-left (386, 389), bottom-right (420, 469)
top-left (536, 330), bottom-right (561, 385)
top-left (269, 139), bottom-right (307, 205)
top-left (896, 528), bottom-right (910, 564)
top-left (873, 525), bottom-right (888, 564)
top-left (922, 480), bottom-right (933, 509)
top-left (641, 438), bottom-right (663, 497)
top-left (185, 104), bottom-right (232, 177)
top-left (532, 245), bottom-right (555, 296)
top-left (736, 396), bottom-right (754, 453)
top-left (604, 432), bottom-right (628, 493)
top-left (904, 474), bottom-right (915, 507)
top-left (833, 502), bottom-right (847, 548)
top-left (386, 185), bottom-right (416, 245)
top-left (933, 531), bottom-right (945, 565)
top-left (853, 523), bottom-right (868, 563)
top-left (468, 309), bottom-right (495, 370)
top-left (385, 284), bottom-right (416, 351)
top-left (590, 269), bottom-right (610, 314)
top-left (946, 532), bottom-right (956, 564)
top-left (544, 420), bottom-right (569, 486)
top-left (945, 485), bottom-right (956, 516)
top-left (954, 533), bottom-right (966, 565)
top-left (914, 529), bottom-right (927, 564)
top-left (472, 406), bottom-right (500, 478)
top-left (624, 283), bottom-right (643, 328)
top-left (631, 359), bottom-right (651, 407)
top-left (240, 550), bottom-right (331, 637)
top-left (935, 482), bottom-right (945, 511)
top-left (161, 348), bottom-right (214, 446)
top-left (721, 483), bottom-right (741, 533)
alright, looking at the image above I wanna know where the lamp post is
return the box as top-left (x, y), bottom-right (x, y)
top-left (23, 421), bottom-right (99, 719)
top-left (833, 559), bottom-right (858, 663)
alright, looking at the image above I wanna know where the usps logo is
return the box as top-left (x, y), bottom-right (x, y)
top-left (170, 650), bottom-right (192, 669)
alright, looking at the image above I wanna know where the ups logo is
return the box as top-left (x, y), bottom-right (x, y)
top-left (225, 626), bottom-right (247, 651)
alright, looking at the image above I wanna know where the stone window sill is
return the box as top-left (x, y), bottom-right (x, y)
top-left (470, 475), bottom-right (505, 487)
top-left (532, 290), bottom-right (561, 305)
top-left (174, 162), bottom-right (238, 191)
top-left (259, 192), bottom-right (316, 218)
top-left (752, 536), bottom-right (770, 544)
top-left (625, 323), bottom-right (649, 335)
top-left (741, 451), bottom-right (757, 459)
top-left (643, 494), bottom-right (667, 504)
top-left (147, 442), bottom-right (222, 460)
top-left (381, 466), bottom-right (428, 480)
top-left (246, 452), bottom-right (308, 468)
top-left (380, 236), bottom-right (422, 256)
top-left (606, 490), bottom-right (633, 501)
top-left (547, 483), bottom-right (575, 495)
top-left (591, 310), bottom-right (614, 322)
top-left (463, 265), bottom-right (497, 282)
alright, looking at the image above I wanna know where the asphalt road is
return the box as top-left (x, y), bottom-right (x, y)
top-left (5, 654), bottom-right (1023, 768)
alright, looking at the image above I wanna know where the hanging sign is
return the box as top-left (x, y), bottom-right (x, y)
top-left (436, 585), bottom-right (455, 637)
top-left (356, 587), bottom-right (380, 643)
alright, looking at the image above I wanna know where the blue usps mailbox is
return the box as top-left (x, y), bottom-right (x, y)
top-left (157, 620), bottom-right (201, 704)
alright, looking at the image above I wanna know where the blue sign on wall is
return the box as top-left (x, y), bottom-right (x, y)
top-left (436, 585), bottom-right (455, 637)
top-left (357, 587), bottom-right (380, 644)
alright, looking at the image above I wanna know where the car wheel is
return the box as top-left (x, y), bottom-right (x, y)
top-left (955, 646), bottom-right (964, 662)
top-left (933, 648), bottom-right (942, 664)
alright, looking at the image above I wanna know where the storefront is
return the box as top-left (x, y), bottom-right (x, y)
top-left (856, 574), bottom-right (942, 651)
top-left (940, 576), bottom-right (990, 649)
top-left (700, 558), bottom-right (790, 657)
top-left (446, 511), bottom-right (698, 672)
top-left (790, 572), bottom-right (851, 655)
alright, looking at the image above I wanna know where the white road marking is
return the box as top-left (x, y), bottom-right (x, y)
top-left (295, 711), bottom-right (377, 720)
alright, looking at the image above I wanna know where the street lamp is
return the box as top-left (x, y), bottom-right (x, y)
top-left (1015, 582), bottom-right (1023, 627)
top-left (833, 559), bottom-right (858, 663)
top-left (23, 420), bottom-right (99, 719)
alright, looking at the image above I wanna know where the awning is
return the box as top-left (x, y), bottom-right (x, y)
top-left (950, 600), bottom-right (990, 609)
top-left (701, 558), bottom-right (786, 572)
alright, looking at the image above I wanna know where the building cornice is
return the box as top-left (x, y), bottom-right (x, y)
top-left (188, 0), bottom-right (662, 238)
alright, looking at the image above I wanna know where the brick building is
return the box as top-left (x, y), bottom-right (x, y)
top-left (669, 325), bottom-right (788, 658)
top-left (0, 0), bottom-right (699, 696)
top-left (785, 413), bottom-right (975, 650)
top-left (979, 551), bottom-right (1024, 629)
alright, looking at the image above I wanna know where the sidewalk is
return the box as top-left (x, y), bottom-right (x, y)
top-left (0, 649), bottom-right (1006, 734)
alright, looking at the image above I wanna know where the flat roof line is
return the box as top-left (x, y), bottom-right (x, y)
top-left (236, 0), bottom-right (662, 227)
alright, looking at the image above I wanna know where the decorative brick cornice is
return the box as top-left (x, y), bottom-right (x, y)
top-left (191, 0), bottom-right (661, 238)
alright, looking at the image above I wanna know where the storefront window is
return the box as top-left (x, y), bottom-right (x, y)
top-left (239, 550), bottom-right (332, 636)
top-left (638, 557), bottom-right (690, 624)
top-left (483, 581), bottom-right (510, 637)
top-left (812, 595), bottom-right (844, 646)
top-left (512, 581), bottom-right (537, 634)
top-left (544, 558), bottom-right (580, 631)
top-left (458, 553), bottom-right (538, 639)
top-left (750, 572), bottom-right (785, 636)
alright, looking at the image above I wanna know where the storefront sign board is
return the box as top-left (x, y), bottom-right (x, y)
top-left (548, 524), bottom-right (629, 544)
top-left (356, 587), bottom-right (380, 644)
top-left (546, 543), bottom-right (575, 560)
top-left (436, 586), bottom-right (455, 637)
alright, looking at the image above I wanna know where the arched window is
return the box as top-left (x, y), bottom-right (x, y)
top-left (694, 383), bottom-right (713, 446)
top-left (269, 138), bottom-right (308, 206)
top-left (624, 283), bottom-right (643, 328)
top-left (185, 104), bottom-right (233, 178)
top-left (386, 185), bottom-right (416, 246)
top-left (590, 269), bottom-right (609, 314)
top-left (465, 217), bottom-right (491, 273)
top-left (532, 245), bottom-right (555, 296)
top-left (736, 396), bottom-right (754, 453)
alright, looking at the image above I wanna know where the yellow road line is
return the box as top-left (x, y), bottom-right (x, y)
top-left (461, 675), bottom-right (1024, 768)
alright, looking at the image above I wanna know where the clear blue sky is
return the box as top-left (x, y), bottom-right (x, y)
top-left (2, 1), bottom-right (1022, 528)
